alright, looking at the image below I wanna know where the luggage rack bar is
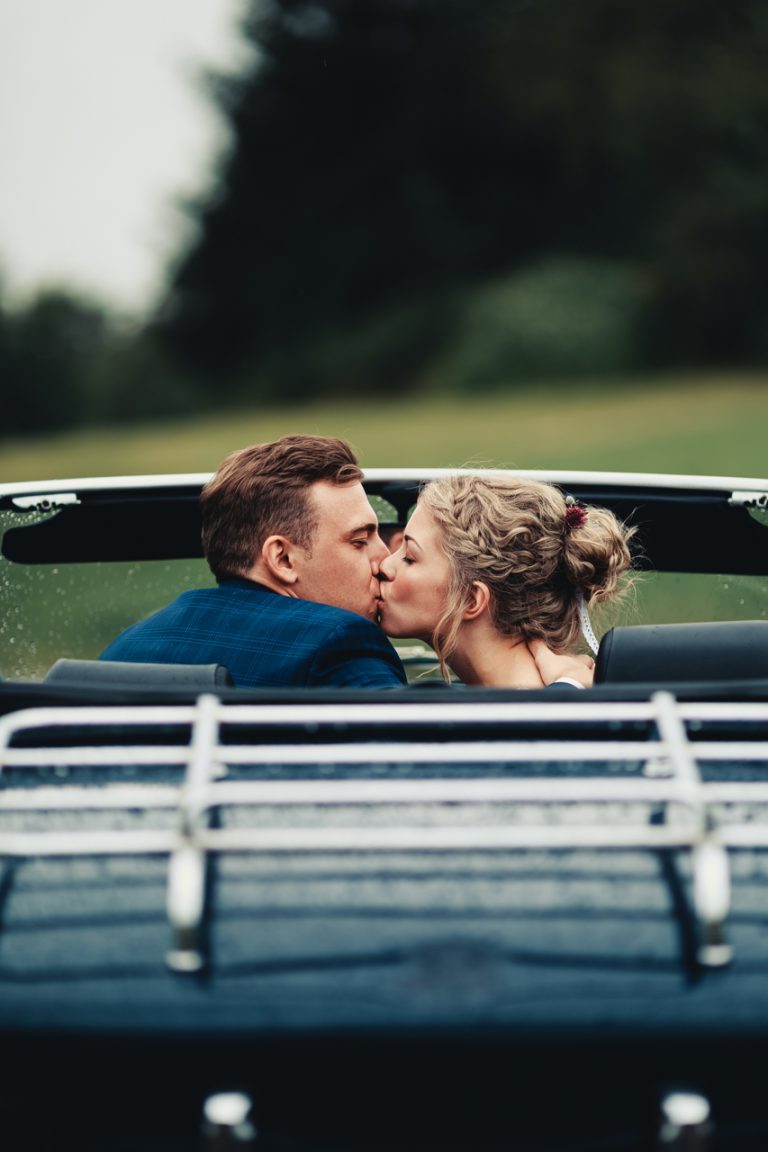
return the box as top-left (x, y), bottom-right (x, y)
top-left (1, 692), bottom-right (767, 973)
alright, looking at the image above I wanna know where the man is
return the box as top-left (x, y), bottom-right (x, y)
top-left (101, 435), bottom-right (407, 688)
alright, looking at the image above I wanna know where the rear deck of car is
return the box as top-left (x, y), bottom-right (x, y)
top-left (1, 469), bottom-right (767, 1149)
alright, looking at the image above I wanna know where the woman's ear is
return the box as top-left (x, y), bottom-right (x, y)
top-left (463, 581), bottom-right (491, 621)
top-left (261, 535), bottom-right (300, 587)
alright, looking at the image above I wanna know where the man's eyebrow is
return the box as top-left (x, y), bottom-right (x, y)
top-left (346, 522), bottom-right (378, 538)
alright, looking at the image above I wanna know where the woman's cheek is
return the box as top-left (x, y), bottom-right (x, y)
top-left (401, 572), bottom-right (416, 605)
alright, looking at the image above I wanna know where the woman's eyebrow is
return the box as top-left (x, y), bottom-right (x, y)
top-left (404, 533), bottom-right (421, 551)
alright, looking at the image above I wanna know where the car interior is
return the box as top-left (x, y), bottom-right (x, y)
top-left (1, 470), bottom-right (767, 705)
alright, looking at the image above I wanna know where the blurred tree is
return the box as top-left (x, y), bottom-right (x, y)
top-left (0, 288), bottom-right (198, 438)
top-left (157, 0), bottom-right (768, 392)
top-left (0, 242), bottom-right (198, 444)
top-left (2, 290), bottom-right (110, 436)
top-left (158, 0), bottom-right (502, 385)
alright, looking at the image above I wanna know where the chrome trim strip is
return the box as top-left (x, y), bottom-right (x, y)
top-left (2, 468), bottom-right (767, 502)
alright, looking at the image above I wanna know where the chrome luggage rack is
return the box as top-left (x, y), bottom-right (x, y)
top-left (1, 691), bottom-right (767, 975)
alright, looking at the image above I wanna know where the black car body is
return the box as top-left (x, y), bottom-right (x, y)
top-left (0, 468), bottom-right (767, 1150)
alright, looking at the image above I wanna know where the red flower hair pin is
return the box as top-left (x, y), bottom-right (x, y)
top-left (564, 495), bottom-right (587, 532)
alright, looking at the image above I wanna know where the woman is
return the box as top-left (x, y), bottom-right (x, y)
top-left (378, 475), bottom-right (634, 688)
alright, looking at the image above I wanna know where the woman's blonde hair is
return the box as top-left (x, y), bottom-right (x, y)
top-left (419, 475), bottom-right (635, 679)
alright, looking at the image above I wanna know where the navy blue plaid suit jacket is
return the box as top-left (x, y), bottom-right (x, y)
top-left (100, 578), bottom-right (407, 689)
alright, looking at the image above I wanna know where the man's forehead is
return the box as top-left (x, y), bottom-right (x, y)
top-left (310, 479), bottom-right (378, 528)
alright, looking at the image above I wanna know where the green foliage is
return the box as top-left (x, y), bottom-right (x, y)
top-left (646, 167), bottom-right (768, 362)
top-left (230, 257), bottom-right (648, 399)
top-left (236, 293), bottom-right (456, 402)
top-left (2, 290), bottom-right (109, 434)
top-left (435, 259), bottom-right (648, 390)
top-left (0, 288), bottom-right (202, 439)
top-left (90, 330), bottom-right (205, 423)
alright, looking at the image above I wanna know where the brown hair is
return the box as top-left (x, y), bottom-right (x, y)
top-left (201, 435), bottom-right (363, 581)
top-left (419, 475), bottom-right (635, 679)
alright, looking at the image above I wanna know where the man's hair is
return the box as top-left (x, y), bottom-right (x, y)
top-left (201, 435), bottom-right (363, 581)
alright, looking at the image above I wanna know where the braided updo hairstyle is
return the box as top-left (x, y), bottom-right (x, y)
top-left (419, 475), bottom-right (635, 678)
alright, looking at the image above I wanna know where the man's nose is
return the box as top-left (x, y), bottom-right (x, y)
top-left (369, 532), bottom-right (389, 570)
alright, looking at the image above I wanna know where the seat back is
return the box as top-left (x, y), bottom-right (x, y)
top-left (595, 620), bottom-right (768, 684)
top-left (45, 659), bottom-right (233, 690)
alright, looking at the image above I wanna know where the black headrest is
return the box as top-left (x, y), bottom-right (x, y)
top-left (595, 621), bottom-right (768, 684)
top-left (45, 659), bottom-right (234, 690)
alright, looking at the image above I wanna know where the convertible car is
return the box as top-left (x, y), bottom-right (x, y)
top-left (0, 468), bottom-right (767, 1151)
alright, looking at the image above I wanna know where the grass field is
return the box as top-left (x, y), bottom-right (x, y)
top-left (1, 371), bottom-right (766, 481)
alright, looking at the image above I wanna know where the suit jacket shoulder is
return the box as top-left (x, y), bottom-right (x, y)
top-left (305, 607), bottom-right (408, 689)
top-left (101, 582), bottom-right (406, 690)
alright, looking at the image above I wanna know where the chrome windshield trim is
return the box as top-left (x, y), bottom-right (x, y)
top-left (2, 468), bottom-right (768, 503)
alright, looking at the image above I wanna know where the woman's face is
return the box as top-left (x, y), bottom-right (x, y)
top-left (377, 502), bottom-right (452, 642)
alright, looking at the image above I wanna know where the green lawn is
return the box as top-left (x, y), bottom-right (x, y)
top-left (1, 371), bottom-right (766, 481)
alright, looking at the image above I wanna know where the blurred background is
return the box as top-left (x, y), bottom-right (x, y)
top-left (1, 0), bottom-right (766, 480)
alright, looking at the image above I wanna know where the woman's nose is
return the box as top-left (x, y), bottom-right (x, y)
top-left (378, 552), bottom-right (395, 581)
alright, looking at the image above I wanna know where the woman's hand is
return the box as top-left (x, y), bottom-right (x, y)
top-left (527, 639), bottom-right (595, 688)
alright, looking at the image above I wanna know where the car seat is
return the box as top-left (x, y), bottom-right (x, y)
top-left (595, 620), bottom-right (768, 683)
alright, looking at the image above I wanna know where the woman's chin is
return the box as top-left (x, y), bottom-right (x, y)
top-left (379, 615), bottom-right (406, 639)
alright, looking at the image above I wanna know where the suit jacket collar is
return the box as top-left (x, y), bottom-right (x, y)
top-left (219, 576), bottom-right (280, 596)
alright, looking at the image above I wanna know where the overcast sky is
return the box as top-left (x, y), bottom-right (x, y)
top-left (0, 0), bottom-right (250, 315)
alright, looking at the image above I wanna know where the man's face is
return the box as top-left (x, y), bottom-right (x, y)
top-left (293, 480), bottom-right (389, 620)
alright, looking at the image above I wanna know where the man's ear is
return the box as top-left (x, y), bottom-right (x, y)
top-left (261, 535), bottom-right (300, 587)
top-left (463, 581), bottom-right (491, 621)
